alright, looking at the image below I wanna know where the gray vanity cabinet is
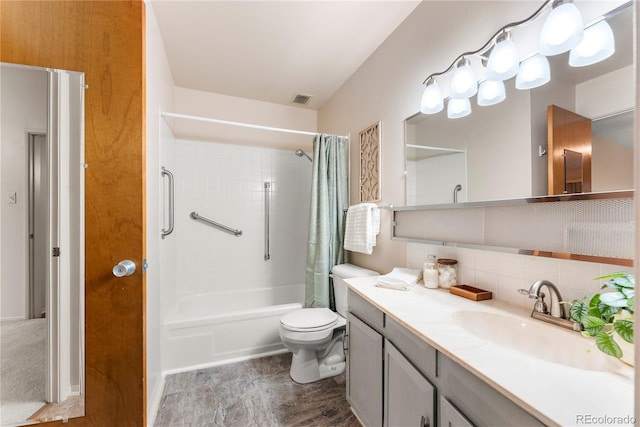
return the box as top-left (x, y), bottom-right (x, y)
top-left (439, 396), bottom-right (474, 427)
top-left (347, 289), bottom-right (546, 427)
top-left (347, 312), bottom-right (383, 427)
top-left (384, 340), bottom-right (435, 427)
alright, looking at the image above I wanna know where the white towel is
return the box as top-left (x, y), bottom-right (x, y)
top-left (376, 268), bottom-right (422, 291)
top-left (344, 203), bottom-right (380, 255)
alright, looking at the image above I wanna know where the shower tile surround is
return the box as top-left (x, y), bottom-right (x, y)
top-left (174, 138), bottom-right (312, 296)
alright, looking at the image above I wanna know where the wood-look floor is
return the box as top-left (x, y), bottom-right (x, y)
top-left (154, 353), bottom-right (361, 427)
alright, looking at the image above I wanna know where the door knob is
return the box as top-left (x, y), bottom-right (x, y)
top-left (113, 260), bottom-right (136, 277)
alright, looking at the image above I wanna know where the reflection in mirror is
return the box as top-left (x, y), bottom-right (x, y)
top-left (405, 2), bottom-right (634, 206)
top-left (0, 63), bottom-right (85, 424)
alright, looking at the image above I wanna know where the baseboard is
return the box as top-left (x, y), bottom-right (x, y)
top-left (147, 375), bottom-right (166, 427)
top-left (161, 348), bottom-right (290, 377)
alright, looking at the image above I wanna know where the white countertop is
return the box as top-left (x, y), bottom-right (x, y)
top-left (346, 277), bottom-right (635, 427)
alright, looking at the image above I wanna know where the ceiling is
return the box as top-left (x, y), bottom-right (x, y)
top-left (151, 0), bottom-right (421, 110)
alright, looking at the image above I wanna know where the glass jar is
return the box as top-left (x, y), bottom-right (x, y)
top-left (422, 254), bottom-right (438, 289)
top-left (437, 258), bottom-right (458, 289)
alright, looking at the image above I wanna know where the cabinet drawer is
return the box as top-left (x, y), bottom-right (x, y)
top-left (438, 354), bottom-right (545, 427)
top-left (348, 289), bottom-right (385, 334)
top-left (385, 316), bottom-right (437, 380)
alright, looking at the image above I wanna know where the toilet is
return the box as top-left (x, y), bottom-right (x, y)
top-left (279, 263), bottom-right (379, 384)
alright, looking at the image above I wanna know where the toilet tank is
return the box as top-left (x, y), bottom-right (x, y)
top-left (331, 263), bottom-right (379, 317)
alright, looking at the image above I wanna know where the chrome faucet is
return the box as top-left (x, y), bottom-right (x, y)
top-left (518, 280), bottom-right (581, 331)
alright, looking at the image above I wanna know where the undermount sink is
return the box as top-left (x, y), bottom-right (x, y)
top-left (452, 310), bottom-right (623, 372)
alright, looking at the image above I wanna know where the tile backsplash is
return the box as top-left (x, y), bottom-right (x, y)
top-left (407, 243), bottom-right (633, 311)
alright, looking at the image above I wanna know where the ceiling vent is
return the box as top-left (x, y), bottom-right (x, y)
top-left (291, 93), bottom-right (313, 105)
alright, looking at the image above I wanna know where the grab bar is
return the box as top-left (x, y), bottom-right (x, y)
top-left (161, 167), bottom-right (175, 238)
top-left (264, 182), bottom-right (270, 260)
top-left (190, 211), bottom-right (242, 237)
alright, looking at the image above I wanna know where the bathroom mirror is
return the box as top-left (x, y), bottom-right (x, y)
top-left (0, 62), bottom-right (85, 424)
top-left (405, 2), bottom-right (634, 206)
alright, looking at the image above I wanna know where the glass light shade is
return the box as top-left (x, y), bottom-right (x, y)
top-left (449, 60), bottom-right (478, 99)
top-left (516, 54), bottom-right (550, 89)
top-left (539, 2), bottom-right (584, 56)
top-left (477, 80), bottom-right (506, 106)
top-left (420, 80), bottom-right (444, 114)
top-left (569, 20), bottom-right (615, 67)
top-left (447, 98), bottom-right (471, 119)
top-left (486, 36), bottom-right (519, 81)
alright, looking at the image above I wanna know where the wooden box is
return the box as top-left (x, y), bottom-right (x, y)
top-left (450, 284), bottom-right (492, 301)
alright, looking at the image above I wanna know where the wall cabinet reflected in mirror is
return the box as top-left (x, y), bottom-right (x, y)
top-left (0, 62), bottom-right (85, 424)
top-left (405, 2), bottom-right (634, 206)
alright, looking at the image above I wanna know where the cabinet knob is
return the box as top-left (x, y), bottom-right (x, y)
top-left (421, 415), bottom-right (430, 427)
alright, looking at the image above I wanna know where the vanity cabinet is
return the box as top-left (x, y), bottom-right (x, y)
top-left (347, 289), bottom-right (545, 427)
top-left (384, 340), bottom-right (435, 427)
top-left (346, 312), bottom-right (383, 427)
top-left (439, 396), bottom-right (474, 427)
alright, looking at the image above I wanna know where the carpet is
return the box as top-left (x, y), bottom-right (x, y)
top-left (0, 318), bottom-right (46, 425)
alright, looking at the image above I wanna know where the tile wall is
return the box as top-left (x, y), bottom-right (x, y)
top-left (407, 243), bottom-right (633, 311)
top-left (173, 138), bottom-right (312, 296)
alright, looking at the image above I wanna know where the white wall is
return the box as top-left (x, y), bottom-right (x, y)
top-left (172, 87), bottom-right (317, 152)
top-left (0, 65), bottom-right (48, 320)
top-left (576, 65), bottom-right (634, 119)
top-left (145, 1), bottom-right (176, 423)
top-left (319, 1), bottom-right (543, 273)
top-left (318, 0), bottom-right (635, 282)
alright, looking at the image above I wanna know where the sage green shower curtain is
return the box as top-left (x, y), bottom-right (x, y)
top-left (304, 134), bottom-right (349, 308)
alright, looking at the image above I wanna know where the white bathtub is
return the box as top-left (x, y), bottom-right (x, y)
top-left (163, 284), bottom-right (304, 373)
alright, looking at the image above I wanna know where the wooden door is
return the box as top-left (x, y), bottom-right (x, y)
top-left (547, 105), bottom-right (592, 195)
top-left (1, 1), bottom-right (146, 426)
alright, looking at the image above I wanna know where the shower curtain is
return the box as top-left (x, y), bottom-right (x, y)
top-left (304, 134), bottom-right (349, 308)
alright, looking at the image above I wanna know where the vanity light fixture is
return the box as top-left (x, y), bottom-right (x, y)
top-left (569, 19), bottom-right (615, 67)
top-left (417, 0), bottom-right (619, 118)
top-left (477, 80), bottom-right (506, 106)
top-left (447, 98), bottom-right (472, 119)
top-left (450, 58), bottom-right (478, 99)
top-left (420, 77), bottom-right (444, 114)
top-left (516, 54), bottom-right (551, 89)
top-left (486, 32), bottom-right (519, 81)
top-left (539, 0), bottom-right (584, 56)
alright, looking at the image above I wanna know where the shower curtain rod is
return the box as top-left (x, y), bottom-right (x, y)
top-left (162, 111), bottom-right (347, 138)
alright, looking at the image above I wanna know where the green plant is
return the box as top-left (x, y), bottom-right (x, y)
top-left (569, 272), bottom-right (635, 358)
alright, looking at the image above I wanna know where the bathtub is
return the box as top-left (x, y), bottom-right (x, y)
top-left (163, 284), bottom-right (304, 373)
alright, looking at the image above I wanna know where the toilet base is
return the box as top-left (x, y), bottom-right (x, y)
top-left (289, 332), bottom-right (345, 384)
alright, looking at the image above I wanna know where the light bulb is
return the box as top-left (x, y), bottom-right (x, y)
top-left (477, 80), bottom-right (506, 106)
top-left (420, 78), bottom-right (444, 114)
top-left (569, 19), bottom-right (615, 67)
top-left (539, 1), bottom-right (584, 56)
top-left (450, 58), bottom-right (478, 99)
top-left (447, 98), bottom-right (471, 119)
top-left (486, 33), bottom-right (519, 81)
top-left (516, 54), bottom-right (550, 90)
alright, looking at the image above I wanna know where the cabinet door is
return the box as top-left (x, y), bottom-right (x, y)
top-left (385, 340), bottom-right (435, 427)
top-left (440, 396), bottom-right (474, 427)
top-left (348, 313), bottom-right (384, 427)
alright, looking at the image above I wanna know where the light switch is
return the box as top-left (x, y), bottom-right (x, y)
top-left (8, 192), bottom-right (16, 204)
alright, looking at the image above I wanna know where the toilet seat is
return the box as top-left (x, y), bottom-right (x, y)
top-left (280, 308), bottom-right (338, 332)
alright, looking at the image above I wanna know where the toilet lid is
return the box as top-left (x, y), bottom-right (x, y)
top-left (280, 308), bottom-right (338, 332)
